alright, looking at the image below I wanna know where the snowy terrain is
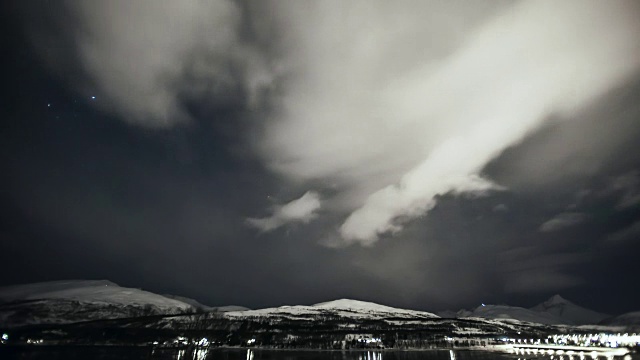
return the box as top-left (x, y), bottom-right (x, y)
top-left (461, 304), bottom-right (564, 325)
top-left (600, 311), bottom-right (640, 327)
top-left (162, 294), bottom-right (215, 312)
top-left (0, 280), bottom-right (196, 327)
top-left (438, 295), bottom-right (612, 326)
top-left (530, 294), bottom-right (609, 325)
top-left (1, 282), bottom-right (638, 351)
top-left (213, 305), bottom-right (251, 312)
top-left (224, 298), bottom-right (439, 321)
top-left (1, 281), bottom-right (637, 333)
top-left (162, 294), bottom-right (249, 312)
top-left (0, 280), bottom-right (193, 309)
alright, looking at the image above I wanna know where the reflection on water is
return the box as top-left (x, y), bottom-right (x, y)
top-left (174, 348), bottom-right (209, 360)
top-left (240, 349), bottom-right (387, 360)
top-left (510, 347), bottom-right (633, 360)
top-left (185, 348), bottom-right (638, 360)
top-left (357, 351), bottom-right (383, 360)
top-left (3, 347), bottom-right (639, 360)
top-left (194, 348), bottom-right (208, 360)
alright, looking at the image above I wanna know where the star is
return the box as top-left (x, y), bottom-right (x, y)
top-left (91, 96), bottom-right (96, 100)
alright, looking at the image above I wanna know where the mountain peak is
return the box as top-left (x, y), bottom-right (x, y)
top-left (225, 298), bottom-right (438, 320)
top-left (530, 294), bottom-right (609, 325)
top-left (313, 298), bottom-right (383, 309)
top-left (0, 279), bottom-right (197, 327)
top-left (546, 294), bottom-right (570, 305)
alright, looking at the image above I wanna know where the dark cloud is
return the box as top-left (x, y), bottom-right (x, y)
top-left (603, 171), bottom-right (640, 210)
top-left (500, 249), bottom-right (588, 294)
top-left (539, 212), bottom-right (588, 233)
top-left (606, 221), bottom-right (640, 244)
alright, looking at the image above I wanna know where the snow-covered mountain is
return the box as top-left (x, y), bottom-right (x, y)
top-left (530, 294), bottom-right (609, 325)
top-left (0, 280), bottom-right (628, 333)
top-left (162, 294), bottom-right (215, 312)
top-left (224, 298), bottom-right (439, 321)
top-left (455, 304), bottom-right (564, 325)
top-left (600, 311), bottom-right (640, 327)
top-left (0, 280), bottom-right (196, 327)
top-left (0, 280), bottom-right (192, 309)
top-left (436, 309), bottom-right (460, 318)
top-left (160, 294), bottom-right (250, 312)
top-left (437, 295), bottom-right (609, 326)
top-left (213, 305), bottom-right (251, 312)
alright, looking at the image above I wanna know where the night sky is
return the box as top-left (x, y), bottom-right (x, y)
top-left (2, 1), bottom-right (640, 314)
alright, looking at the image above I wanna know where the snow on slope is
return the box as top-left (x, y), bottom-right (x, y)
top-left (213, 305), bottom-right (251, 312)
top-left (163, 294), bottom-right (215, 312)
top-left (314, 299), bottom-right (438, 318)
top-left (0, 280), bottom-right (193, 311)
top-left (436, 310), bottom-right (460, 318)
top-left (0, 280), bottom-right (196, 327)
top-left (438, 295), bottom-right (610, 326)
top-left (463, 304), bottom-right (564, 325)
top-left (0, 280), bottom-right (118, 303)
top-left (225, 299), bottom-right (438, 320)
top-left (530, 294), bottom-right (609, 325)
top-left (600, 311), bottom-right (640, 327)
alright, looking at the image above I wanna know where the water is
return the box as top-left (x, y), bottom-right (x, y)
top-left (1, 347), bottom-right (637, 360)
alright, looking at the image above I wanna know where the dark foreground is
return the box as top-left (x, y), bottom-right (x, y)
top-left (0, 347), bottom-right (638, 360)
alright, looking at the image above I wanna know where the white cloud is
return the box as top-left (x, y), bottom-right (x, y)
top-left (36, 1), bottom-right (275, 127)
top-left (539, 212), bottom-right (588, 233)
top-left (258, 0), bottom-right (640, 245)
top-left (246, 192), bottom-right (321, 232)
top-left (33, 1), bottom-right (640, 244)
top-left (341, 172), bottom-right (500, 245)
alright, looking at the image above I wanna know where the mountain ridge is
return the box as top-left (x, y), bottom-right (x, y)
top-left (0, 281), bottom-right (633, 329)
top-left (437, 294), bottom-right (611, 326)
top-left (0, 280), bottom-right (196, 327)
top-left (530, 294), bottom-right (609, 325)
top-left (223, 299), bottom-right (439, 321)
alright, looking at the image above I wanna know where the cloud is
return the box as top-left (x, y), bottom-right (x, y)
top-left (341, 173), bottom-right (501, 245)
top-left (607, 171), bottom-right (640, 210)
top-left (606, 221), bottom-right (640, 243)
top-left (492, 204), bottom-right (509, 212)
top-left (504, 270), bottom-right (585, 294)
top-left (28, 1), bottom-right (640, 245)
top-left (500, 249), bottom-right (587, 293)
top-left (28, 1), bottom-right (275, 127)
top-left (246, 192), bottom-right (321, 232)
top-left (258, 0), bottom-right (640, 245)
top-left (539, 212), bottom-right (588, 233)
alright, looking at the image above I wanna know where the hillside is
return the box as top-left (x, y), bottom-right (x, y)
top-left (1, 281), bottom-right (634, 350)
top-left (438, 295), bottom-right (612, 326)
top-left (224, 298), bottom-right (439, 321)
top-left (459, 304), bottom-right (564, 325)
top-left (0, 280), bottom-right (195, 327)
top-left (600, 311), bottom-right (640, 328)
top-left (530, 295), bottom-right (609, 325)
